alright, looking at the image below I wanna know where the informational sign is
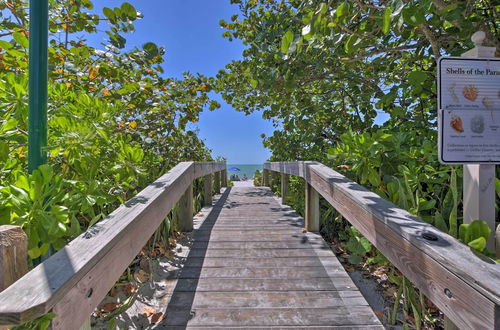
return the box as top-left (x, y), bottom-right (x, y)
top-left (438, 57), bottom-right (500, 164)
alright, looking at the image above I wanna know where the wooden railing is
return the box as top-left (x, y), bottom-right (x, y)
top-left (263, 161), bottom-right (500, 330)
top-left (0, 161), bottom-right (226, 329)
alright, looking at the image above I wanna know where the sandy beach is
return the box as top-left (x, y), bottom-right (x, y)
top-left (231, 180), bottom-right (254, 187)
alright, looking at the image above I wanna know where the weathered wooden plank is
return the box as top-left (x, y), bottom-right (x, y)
top-left (207, 225), bottom-right (303, 231)
top-left (157, 185), bottom-right (382, 328)
top-left (192, 236), bottom-right (309, 242)
top-left (191, 240), bottom-right (324, 250)
top-left (167, 291), bottom-right (368, 308)
top-left (178, 183), bottom-right (194, 232)
top-left (177, 266), bottom-right (349, 279)
top-left (261, 169), bottom-right (268, 186)
top-left (203, 174), bottom-right (212, 207)
top-left (214, 171), bottom-right (221, 194)
top-left (265, 161), bottom-right (500, 330)
top-left (281, 173), bottom-right (289, 204)
top-left (186, 326), bottom-right (384, 329)
top-left (184, 257), bottom-right (343, 268)
top-left (305, 182), bottom-right (320, 232)
top-left (161, 307), bottom-right (380, 327)
top-left (0, 161), bottom-right (225, 326)
top-left (0, 226), bottom-right (28, 292)
top-left (188, 248), bottom-right (327, 258)
top-left (193, 162), bottom-right (226, 179)
top-left (172, 278), bottom-right (356, 292)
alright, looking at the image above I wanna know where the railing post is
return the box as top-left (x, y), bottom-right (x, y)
top-left (0, 225), bottom-right (28, 330)
top-left (305, 182), bottom-right (320, 232)
top-left (214, 171), bottom-right (221, 194)
top-left (221, 169), bottom-right (227, 187)
top-left (204, 174), bottom-right (212, 207)
top-left (263, 169), bottom-right (269, 186)
top-left (178, 183), bottom-right (193, 232)
top-left (281, 173), bottom-right (289, 204)
top-left (0, 226), bottom-right (28, 292)
top-left (461, 33), bottom-right (497, 251)
top-left (496, 223), bottom-right (500, 258)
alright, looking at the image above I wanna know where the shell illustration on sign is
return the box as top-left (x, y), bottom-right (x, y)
top-left (450, 115), bottom-right (464, 133)
top-left (447, 82), bottom-right (459, 102)
top-left (470, 115), bottom-right (485, 134)
top-left (482, 96), bottom-right (494, 109)
top-left (462, 85), bottom-right (478, 101)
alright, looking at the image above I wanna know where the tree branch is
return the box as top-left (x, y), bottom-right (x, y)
top-left (418, 24), bottom-right (441, 59)
top-left (341, 43), bottom-right (421, 62)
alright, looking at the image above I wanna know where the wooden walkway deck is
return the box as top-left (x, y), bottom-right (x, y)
top-left (159, 186), bottom-right (383, 328)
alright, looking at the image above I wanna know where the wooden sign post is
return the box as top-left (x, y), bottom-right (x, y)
top-left (460, 31), bottom-right (497, 251)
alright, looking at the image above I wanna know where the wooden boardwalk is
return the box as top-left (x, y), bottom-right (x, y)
top-left (159, 186), bottom-right (383, 328)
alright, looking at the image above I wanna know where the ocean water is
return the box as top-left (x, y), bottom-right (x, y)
top-left (226, 164), bottom-right (262, 180)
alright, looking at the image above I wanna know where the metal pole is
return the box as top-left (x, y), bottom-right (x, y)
top-left (28, 0), bottom-right (49, 173)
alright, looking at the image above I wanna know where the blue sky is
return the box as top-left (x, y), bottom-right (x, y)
top-left (85, 0), bottom-right (273, 164)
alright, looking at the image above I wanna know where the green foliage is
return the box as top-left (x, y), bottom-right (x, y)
top-left (216, 1), bottom-right (499, 328)
top-left (339, 226), bottom-right (372, 264)
top-left (11, 313), bottom-right (55, 330)
top-left (0, 0), bottom-right (220, 264)
top-left (459, 220), bottom-right (492, 253)
top-left (253, 169), bottom-right (262, 186)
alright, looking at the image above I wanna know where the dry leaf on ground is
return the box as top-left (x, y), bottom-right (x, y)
top-left (100, 302), bottom-right (120, 313)
top-left (134, 269), bottom-right (150, 283)
top-left (383, 287), bottom-right (397, 298)
top-left (302, 228), bottom-right (307, 233)
top-left (140, 258), bottom-right (150, 271)
top-left (158, 243), bottom-right (167, 255)
top-left (373, 309), bottom-right (385, 318)
top-left (123, 283), bottom-right (137, 296)
top-left (345, 266), bottom-right (355, 273)
top-left (151, 312), bottom-right (165, 323)
top-left (142, 306), bottom-right (156, 317)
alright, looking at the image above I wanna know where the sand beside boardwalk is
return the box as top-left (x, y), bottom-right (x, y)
top-left (231, 180), bottom-right (254, 187)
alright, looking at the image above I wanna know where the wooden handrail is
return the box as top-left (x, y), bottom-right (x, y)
top-left (264, 161), bottom-right (500, 330)
top-left (0, 161), bottom-right (226, 328)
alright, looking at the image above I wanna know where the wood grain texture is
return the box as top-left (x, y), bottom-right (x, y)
top-left (264, 161), bottom-right (500, 329)
top-left (305, 181), bottom-right (320, 232)
top-left (0, 226), bottom-right (28, 292)
top-left (203, 174), bottom-right (212, 207)
top-left (179, 183), bottom-right (194, 232)
top-left (161, 307), bottom-right (380, 327)
top-left (281, 173), bottom-right (289, 204)
top-left (262, 169), bottom-right (269, 186)
top-left (214, 171), bottom-right (221, 194)
top-left (0, 162), bottom-right (225, 326)
top-left (158, 186), bottom-right (381, 328)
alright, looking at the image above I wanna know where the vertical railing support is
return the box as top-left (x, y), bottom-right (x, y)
top-left (281, 173), bottom-right (289, 204)
top-left (305, 182), bottom-right (320, 232)
top-left (214, 172), bottom-right (221, 194)
top-left (221, 169), bottom-right (227, 187)
top-left (204, 174), bottom-right (212, 207)
top-left (263, 169), bottom-right (269, 186)
top-left (0, 225), bottom-right (27, 330)
top-left (496, 223), bottom-right (500, 258)
top-left (0, 226), bottom-right (28, 292)
top-left (461, 32), bottom-right (497, 251)
top-left (178, 183), bottom-right (193, 232)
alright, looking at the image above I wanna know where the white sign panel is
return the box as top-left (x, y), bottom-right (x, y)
top-left (438, 57), bottom-right (500, 164)
top-left (438, 57), bottom-right (499, 111)
top-left (439, 109), bottom-right (500, 163)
